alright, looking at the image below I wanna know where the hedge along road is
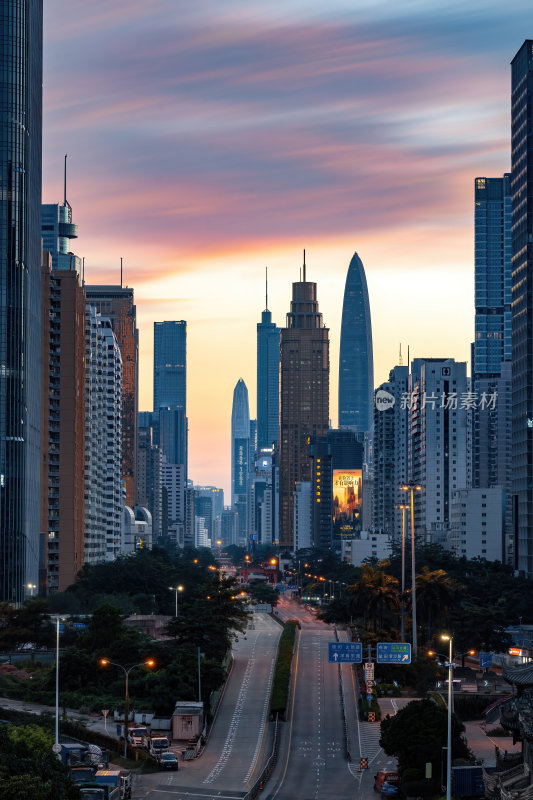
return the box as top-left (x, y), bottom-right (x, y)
top-left (135, 611), bottom-right (281, 800)
top-left (265, 597), bottom-right (359, 800)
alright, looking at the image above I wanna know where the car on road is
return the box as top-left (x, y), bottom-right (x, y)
top-left (374, 770), bottom-right (400, 792)
top-left (159, 752), bottom-right (179, 771)
top-left (381, 781), bottom-right (399, 797)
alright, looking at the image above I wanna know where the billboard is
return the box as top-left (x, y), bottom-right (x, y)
top-left (333, 469), bottom-right (363, 538)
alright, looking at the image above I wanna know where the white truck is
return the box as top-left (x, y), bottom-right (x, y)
top-left (148, 736), bottom-right (170, 760)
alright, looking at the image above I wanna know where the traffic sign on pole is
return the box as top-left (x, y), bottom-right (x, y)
top-left (376, 642), bottom-right (411, 663)
top-left (328, 642), bottom-right (363, 663)
top-left (364, 661), bottom-right (375, 680)
top-left (479, 651), bottom-right (493, 669)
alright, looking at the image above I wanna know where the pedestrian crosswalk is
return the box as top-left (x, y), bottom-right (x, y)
top-left (357, 719), bottom-right (382, 762)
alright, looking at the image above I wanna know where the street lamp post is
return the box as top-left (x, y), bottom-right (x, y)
top-left (400, 484), bottom-right (422, 657)
top-left (99, 659), bottom-right (155, 758)
top-left (169, 585), bottom-right (184, 618)
top-left (54, 617), bottom-right (64, 756)
top-left (442, 635), bottom-right (453, 800)
top-left (26, 583), bottom-right (36, 598)
top-left (397, 504), bottom-right (409, 642)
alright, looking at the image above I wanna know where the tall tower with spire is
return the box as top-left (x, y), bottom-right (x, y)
top-left (338, 252), bottom-right (374, 433)
top-left (41, 155), bottom-right (81, 274)
top-left (257, 269), bottom-right (280, 451)
top-left (279, 253), bottom-right (330, 548)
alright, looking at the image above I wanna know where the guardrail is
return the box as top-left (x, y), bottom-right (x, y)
top-left (244, 714), bottom-right (281, 800)
top-left (334, 627), bottom-right (351, 762)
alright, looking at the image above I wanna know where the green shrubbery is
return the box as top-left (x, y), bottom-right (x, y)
top-left (270, 619), bottom-right (299, 718)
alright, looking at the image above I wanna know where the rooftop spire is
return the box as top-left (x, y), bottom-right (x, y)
top-left (265, 266), bottom-right (268, 311)
top-left (303, 249), bottom-right (306, 282)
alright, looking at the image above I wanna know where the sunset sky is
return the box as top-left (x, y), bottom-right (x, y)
top-left (43, 1), bottom-right (527, 497)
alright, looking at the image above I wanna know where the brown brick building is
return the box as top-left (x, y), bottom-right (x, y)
top-left (279, 264), bottom-right (329, 548)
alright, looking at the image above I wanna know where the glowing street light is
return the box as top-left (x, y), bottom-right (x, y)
top-left (99, 658), bottom-right (155, 757)
top-left (400, 483), bottom-right (422, 657)
top-left (169, 585), bottom-right (184, 617)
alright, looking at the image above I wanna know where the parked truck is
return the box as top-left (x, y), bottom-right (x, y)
top-left (79, 785), bottom-right (120, 800)
top-left (93, 770), bottom-right (132, 800)
top-left (117, 723), bottom-right (148, 746)
top-left (147, 736), bottom-right (170, 760)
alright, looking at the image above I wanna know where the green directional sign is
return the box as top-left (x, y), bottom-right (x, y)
top-left (376, 642), bottom-right (411, 663)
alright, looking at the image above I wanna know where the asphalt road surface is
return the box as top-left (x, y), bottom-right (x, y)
top-left (133, 612), bottom-right (281, 800)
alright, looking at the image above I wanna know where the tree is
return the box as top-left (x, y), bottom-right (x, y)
top-left (380, 698), bottom-right (469, 774)
top-left (347, 563), bottom-right (399, 632)
top-left (415, 567), bottom-right (457, 643)
top-left (0, 726), bottom-right (78, 799)
top-left (247, 581), bottom-right (279, 606)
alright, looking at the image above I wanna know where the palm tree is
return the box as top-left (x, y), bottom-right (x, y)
top-left (415, 566), bottom-right (457, 642)
top-left (347, 563), bottom-right (399, 632)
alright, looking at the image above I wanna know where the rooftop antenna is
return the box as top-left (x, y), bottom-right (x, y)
top-left (399, 343), bottom-right (403, 366)
top-left (82, 257), bottom-right (85, 286)
top-left (120, 257), bottom-right (123, 288)
top-left (303, 249), bottom-right (306, 282)
top-left (63, 153), bottom-right (71, 209)
top-left (407, 344), bottom-right (410, 369)
top-left (265, 266), bottom-right (268, 310)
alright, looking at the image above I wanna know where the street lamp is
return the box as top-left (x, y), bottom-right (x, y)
top-left (432, 636), bottom-right (475, 800)
top-left (54, 617), bottom-right (66, 757)
top-left (99, 658), bottom-right (155, 757)
top-left (400, 483), bottom-right (422, 657)
top-left (169, 585), bottom-right (184, 617)
top-left (26, 583), bottom-right (36, 598)
top-left (396, 504), bottom-right (409, 642)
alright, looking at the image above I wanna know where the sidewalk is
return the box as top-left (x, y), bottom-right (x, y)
top-left (464, 720), bottom-right (521, 767)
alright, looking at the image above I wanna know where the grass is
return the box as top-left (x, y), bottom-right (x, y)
top-left (269, 619), bottom-right (299, 719)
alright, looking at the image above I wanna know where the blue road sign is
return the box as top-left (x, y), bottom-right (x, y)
top-left (275, 584), bottom-right (286, 592)
top-left (479, 651), bottom-right (493, 669)
top-left (376, 642), bottom-right (411, 664)
top-left (328, 642), bottom-right (363, 663)
top-left (287, 585), bottom-right (298, 591)
top-left (366, 694), bottom-right (373, 703)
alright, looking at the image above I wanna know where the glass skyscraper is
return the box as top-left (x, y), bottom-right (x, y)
top-left (231, 378), bottom-right (250, 544)
top-left (257, 304), bottom-right (280, 451)
top-left (0, 1), bottom-right (43, 601)
top-left (473, 175), bottom-right (512, 561)
top-left (153, 321), bottom-right (186, 413)
top-left (338, 252), bottom-right (374, 433)
top-left (511, 41), bottom-right (533, 577)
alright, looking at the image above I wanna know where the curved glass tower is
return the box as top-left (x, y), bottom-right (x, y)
top-left (338, 252), bottom-right (373, 433)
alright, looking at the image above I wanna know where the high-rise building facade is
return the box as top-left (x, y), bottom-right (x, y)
top-left (473, 175), bottom-right (512, 562)
top-left (153, 321), bottom-right (186, 412)
top-left (408, 358), bottom-right (468, 544)
top-left (85, 286), bottom-right (139, 507)
top-left (0, 0), bottom-right (43, 602)
top-left (257, 297), bottom-right (280, 451)
top-left (41, 199), bottom-right (80, 273)
top-left (46, 270), bottom-right (86, 591)
top-left (511, 41), bottom-right (533, 576)
top-left (338, 252), bottom-right (373, 433)
top-left (231, 379), bottom-right (250, 544)
top-left (372, 366), bottom-right (409, 538)
top-left (279, 263), bottom-right (329, 548)
top-left (84, 306), bottom-right (123, 564)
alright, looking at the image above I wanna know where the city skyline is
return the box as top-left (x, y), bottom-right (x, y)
top-left (43, 1), bottom-right (529, 495)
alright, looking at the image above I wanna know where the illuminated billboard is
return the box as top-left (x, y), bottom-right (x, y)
top-left (333, 470), bottom-right (363, 538)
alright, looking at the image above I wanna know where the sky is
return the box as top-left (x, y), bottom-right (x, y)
top-left (43, 0), bottom-right (527, 498)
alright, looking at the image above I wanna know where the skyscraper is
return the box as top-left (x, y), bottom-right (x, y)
top-left (153, 321), bottom-right (186, 413)
top-left (338, 253), bottom-right (374, 433)
top-left (511, 41), bottom-right (533, 577)
top-left (257, 276), bottom-right (280, 451)
top-left (231, 379), bottom-right (250, 544)
top-left (0, 1), bottom-right (43, 601)
top-left (279, 258), bottom-right (329, 548)
top-left (41, 159), bottom-right (81, 273)
top-left (85, 285), bottom-right (139, 507)
top-left (472, 175), bottom-right (512, 562)
top-left (46, 269), bottom-right (86, 591)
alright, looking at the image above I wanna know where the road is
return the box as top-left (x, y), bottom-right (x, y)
top-left (268, 596), bottom-right (409, 800)
top-left (134, 611), bottom-right (281, 799)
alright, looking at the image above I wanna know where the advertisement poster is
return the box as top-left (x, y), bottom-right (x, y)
top-left (332, 469), bottom-right (363, 538)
